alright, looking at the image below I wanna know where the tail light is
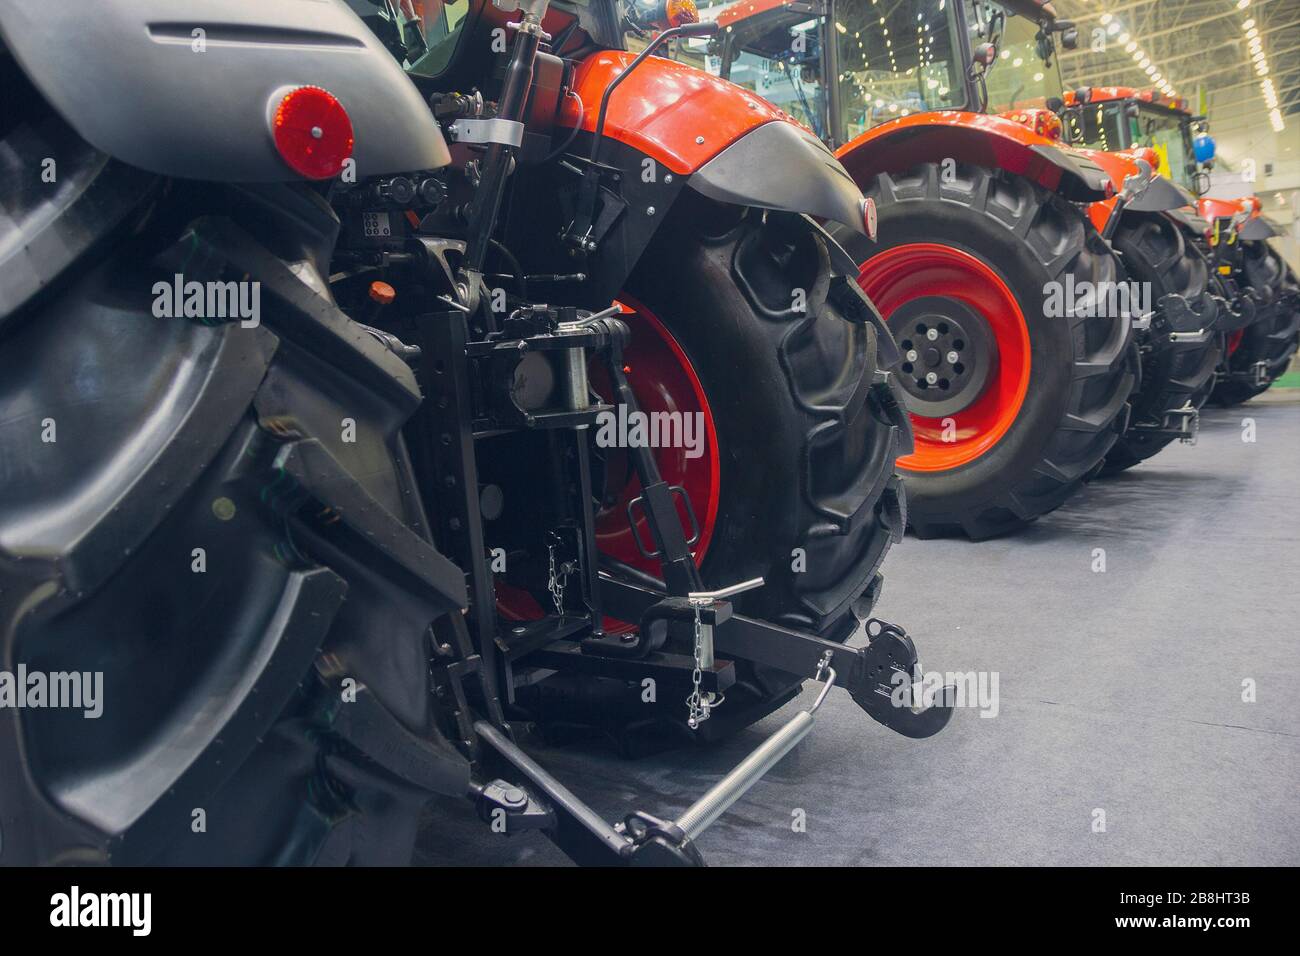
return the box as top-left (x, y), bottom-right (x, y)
top-left (271, 86), bottom-right (354, 180)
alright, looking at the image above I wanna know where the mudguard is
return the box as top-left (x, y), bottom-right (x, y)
top-left (563, 50), bottom-right (869, 235)
top-left (1166, 205), bottom-right (1211, 236)
top-left (689, 121), bottom-right (869, 237)
top-left (1077, 148), bottom-right (1194, 233)
top-left (1196, 198), bottom-right (1283, 239)
top-left (1239, 216), bottom-right (1282, 240)
top-left (563, 50), bottom-right (787, 174)
top-left (834, 112), bottom-right (1111, 202)
top-left (1074, 147), bottom-right (1194, 211)
top-left (0, 0), bottom-right (449, 182)
top-left (1198, 197), bottom-right (1248, 222)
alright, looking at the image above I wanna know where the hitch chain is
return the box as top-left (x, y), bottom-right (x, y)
top-left (687, 602), bottom-right (712, 728)
top-left (682, 582), bottom-right (765, 727)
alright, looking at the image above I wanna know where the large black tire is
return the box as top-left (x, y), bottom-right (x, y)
top-left (1101, 212), bottom-right (1222, 473)
top-left (513, 205), bottom-right (909, 746)
top-left (833, 163), bottom-right (1136, 540)
top-left (0, 114), bottom-right (466, 865)
top-left (1211, 242), bottom-right (1299, 406)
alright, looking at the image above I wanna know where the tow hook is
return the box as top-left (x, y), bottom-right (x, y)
top-left (1152, 294), bottom-right (1213, 348)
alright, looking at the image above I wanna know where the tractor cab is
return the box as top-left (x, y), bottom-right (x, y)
top-left (1062, 89), bottom-right (1207, 194)
top-left (697, 0), bottom-right (1073, 147)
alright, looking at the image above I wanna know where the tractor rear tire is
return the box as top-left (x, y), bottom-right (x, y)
top-left (1101, 212), bottom-right (1221, 473)
top-left (0, 115), bottom-right (465, 865)
top-left (514, 205), bottom-right (910, 748)
top-left (1211, 241), bottom-right (1298, 406)
top-left (835, 163), bottom-right (1136, 540)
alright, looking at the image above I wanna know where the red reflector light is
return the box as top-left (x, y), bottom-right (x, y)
top-left (862, 197), bottom-right (878, 241)
top-left (272, 86), bottom-right (354, 180)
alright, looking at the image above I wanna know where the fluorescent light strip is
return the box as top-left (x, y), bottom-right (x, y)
top-left (1096, 8), bottom-right (1179, 99)
top-left (1237, 2), bottom-right (1284, 132)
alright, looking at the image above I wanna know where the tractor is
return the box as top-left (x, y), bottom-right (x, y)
top-left (1062, 86), bottom-right (1300, 407)
top-left (693, 0), bottom-right (1229, 533)
top-left (0, 0), bottom-right (956, 867)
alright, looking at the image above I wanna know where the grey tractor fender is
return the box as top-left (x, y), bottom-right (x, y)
top-left (0, 0), bottom-right (450, 182)
top-left (1127, 175), bottom-right (1198, 213)
top-left (687, 120), bottom-right (871, 237)
top-left (1239, 216), bottom-right (1282, 240)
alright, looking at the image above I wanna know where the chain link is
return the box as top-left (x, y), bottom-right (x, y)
top-left (547, 539), bottom-right (568, 618)
top-left (686, 603), bottom-right (708, 728)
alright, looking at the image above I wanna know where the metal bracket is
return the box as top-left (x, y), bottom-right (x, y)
top-left (1168, 405), bottom-right (1200, 445)
top-left (627, 485), bottom-right (701, 559)
top-left (448, 118), bottom-right (525, 147)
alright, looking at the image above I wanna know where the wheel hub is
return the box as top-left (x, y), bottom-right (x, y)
top-left (888, 297), bottom-right (995, 419)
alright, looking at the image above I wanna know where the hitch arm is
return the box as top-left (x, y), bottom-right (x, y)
top-left (599, 574), bottom-right (955, 739)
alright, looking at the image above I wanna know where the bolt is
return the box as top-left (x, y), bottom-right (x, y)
top-left (310, 126), bottom-right (323, 139)
top-left (212, 497), bottom-right (237, 521)
top-left (502, 787), bottom-right (527, 806)
top-left (646, 206), bottom-right (656, 216)
top-left (926, 328), bottom-right (940, 341)
top-left (906, 349), bottom-right (919, 363)
top-left (947, 350), bottom-right (960, 364)
top-left (664, 174), bottom-right (673, 183)
top-left (696, 136), bottom-right (705, 144)
top-left (926, 372), bottom-right (939, 385)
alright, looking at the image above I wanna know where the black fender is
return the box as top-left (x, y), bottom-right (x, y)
top-left (1127, 175), bottom-right (1197, 213)
top-left (687, 121), bottom-right (871, 238)
top-left (1239, 216), bottom-right (1282, 240)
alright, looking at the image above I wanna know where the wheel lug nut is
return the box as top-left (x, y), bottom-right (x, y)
top-left (926, 372), bottom-right (939, 385)
top-left (906, 349), bottom-right (919, 363)
top-left (926, 329), bottom-right (939, 341)
top-left (946, 351), bottom-right (959, 364)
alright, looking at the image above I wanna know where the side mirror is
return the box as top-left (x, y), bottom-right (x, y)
top-left (972, 42), bottom-right (997, 69)
top-left (1046, 96), bottom-right (1065, 114)
top-left (1060, 27), bottom-right (1079, 50)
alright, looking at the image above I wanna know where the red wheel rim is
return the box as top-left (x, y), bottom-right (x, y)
top-left (496, 297), bottom-right (720, 625)
top-left (858, 243), bottom-right (1031, 472)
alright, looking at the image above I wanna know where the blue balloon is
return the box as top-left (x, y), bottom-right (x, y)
top-left (1194, 133), bottom-right (1217, 164)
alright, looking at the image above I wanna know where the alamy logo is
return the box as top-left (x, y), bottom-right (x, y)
top-left (0, 666), bottom-right (102, 719)
top-left (152, 273), bottom-right (261, 327)
top-left (50, 886), bottom-right (151, 936)
top-left (595, 405), bottom-right (706, 460)
top-left (1043, 276), bottom-right (1150, 319)
top-left (891, 669), bottom-right (1000, 718)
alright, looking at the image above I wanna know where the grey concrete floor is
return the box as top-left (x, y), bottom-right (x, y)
top-left (416, 396), bottom-right (1300, 866)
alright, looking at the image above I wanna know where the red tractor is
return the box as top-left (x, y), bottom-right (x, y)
top-left (0, 0), bottom-right (960, 866)
top-left (701, 0), bottom-right (1219, 535)
top-left (1062, 87), bottom-right (1300, 406)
